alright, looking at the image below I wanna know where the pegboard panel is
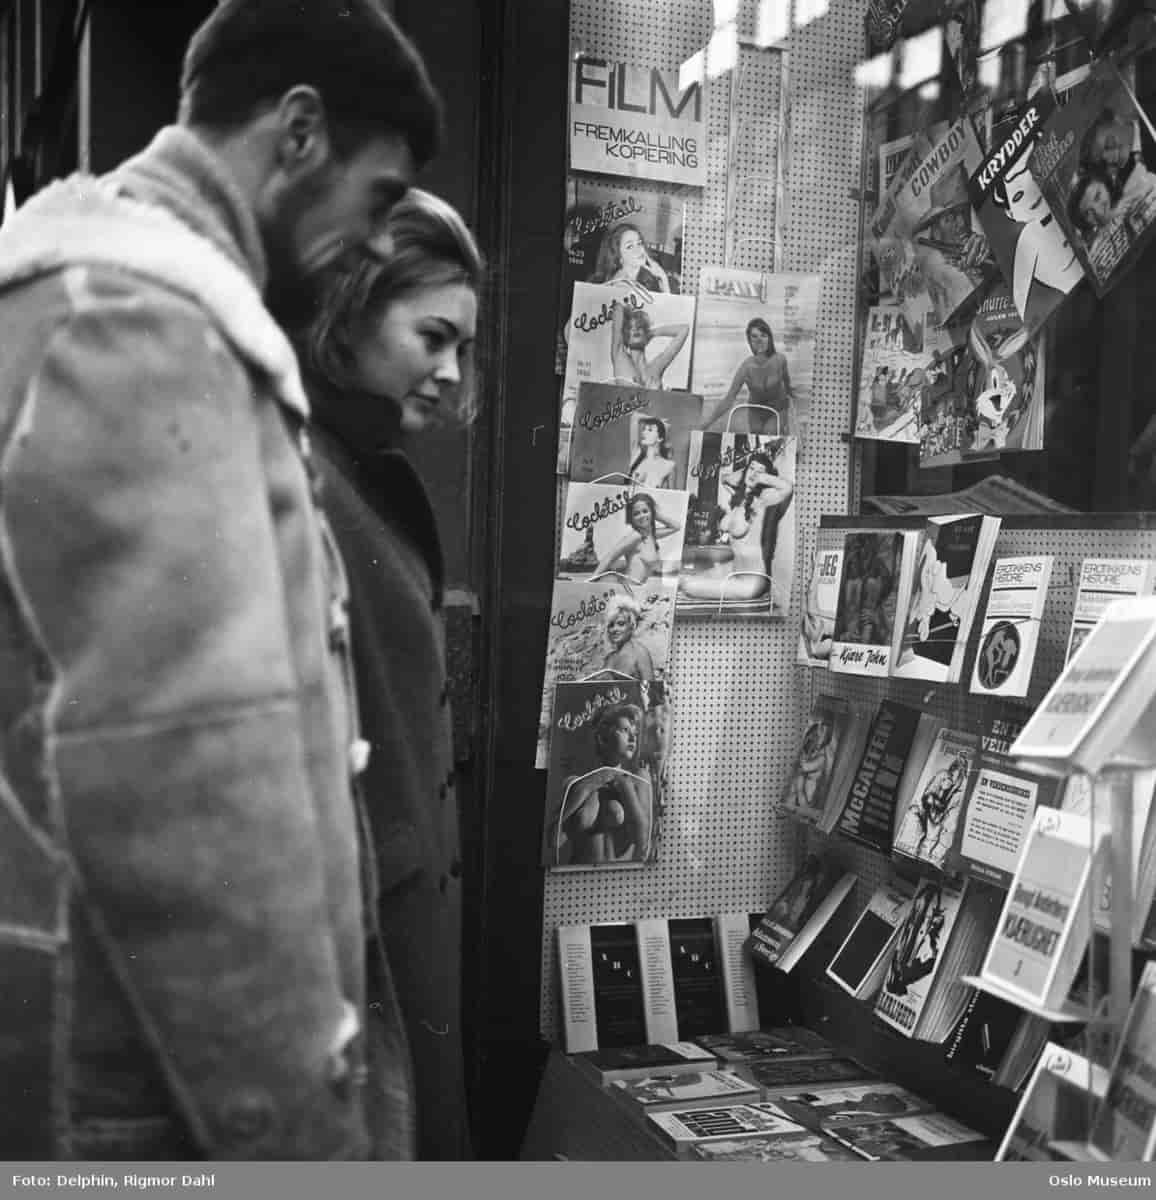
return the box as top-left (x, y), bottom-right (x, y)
top-left (799, 518), bottom-right (1156, 947)
top-left (540, 0), bottom-right (868, 1042)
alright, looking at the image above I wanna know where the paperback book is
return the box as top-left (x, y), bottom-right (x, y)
top-left (1088, 960), bottom-right (1156, 1160)
top-left (610, 1068), bottom-right (760, 1113)
top-left (892, 514), bottom-right (1001, 683)
top-left (1063, 557), bottom-right (1156, 664)
top-left (748, 856), bottom-right (857, 974)
top-left (646, 1102), bottom-right (810, 1150)
top-left (740, 1056), bottom-right (877, 1094)
top-left (779, 694), bottom-right (870, 832)
top-left (696, 1026), bottom-right (834, 1064)
top-left (977, 809), bottom-right (1108, 1013)
top-left (891, 727), bottom-right (980, 873)
top-left (798, 544), bottom-right (843, 666)
top-left (542, 677), bottom-right (666, 869)
top-left (690, 1130), bottom-right (861, 1161)
top-left (944, 987), bottom-right (1040, 1085)
top-left (712, 913), bottom-right (762, 1034)
top-left (690, 267), bottom-right (821, 437)
top-left (997, 1042), bottom-right (1110, 1161)
top-left (556, 481), bottom-right (689, 584)
top-left (668, 916), bottom-right (728, 1040)
top-left (826, 881), bottom-right (915, 1001)
top-left (536, 576), bottom-right (675, 768)
top-left (567, 381), bottom-right (704, 489)
top-left (1030, 57), bottom-right (1156, 298)
top-left (945, 758), bottom-right (1063, 890)
top-left (569, 1041), bottom-right (720, 1085)
top-left (834, 698), bottom-right (924, 852)
top-left (829, 531), bottom-right (915, 677)
top-left (557, 922), bottom-right (648, 1052)
top-left (768, 1082), bottom-right (933, 1130)
top-left (678, 432), bottom-right (797, 618)
top-left (969, 555), bottom-right (1054, 697)
top-left (826, 1112), bottom-right (988, 1161)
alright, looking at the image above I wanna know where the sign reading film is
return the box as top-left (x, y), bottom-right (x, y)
top-left (569, 56), bottom-right (707, 188)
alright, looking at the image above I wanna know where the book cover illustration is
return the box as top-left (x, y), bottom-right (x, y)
top-left (570, 1041), bottom-right (719, 1083)
top-left (997, 1042), bottom-right (1109, 1161)
top-left (536, 577), bottom-right (675, 768)
top-left (779, 695), bottom-right (856, 826)
top-left (965, 87), bottom-right (1086, 337)
top-left (557, 482), bottom-right (689, 585)
top-left (561, 281), bottom-right (695, 428)
top-left (878, 118), bottom-right (996, 328)
top-left (970, 555), bottom-right (1055, 697)
top-left (542, 677), bottom-right (667, 869)
top-left (691, 267), bottom-right (820, 438)
top-left (918, 285), bottom-right (1046, 468)
top-left (947, 760), bottom-right (1061, 890)
top-left (648, 1103), bottom-right (809, 1147)
top-left (697, 1027), bottom-right (833, 1063)
top-left (826, 883), bottom-right (914, 1000)
top-left (828, 1112), bottom-right (986, 1160)
top-left (892, 727), bottom-right (979, 871)
top-left (748, 855), bottom-right (843, 965)
top-left (610, 1069), bottom-right (759, 1111)
top-left (829, 531), bottom-right (903, 676)
top-left (589, 923), bottom-right (648, 1049)
top-left (1030, 58), bottom-right (1156, 298)
top-left (568, 381), bottom-right (703, 488)
top-left (691, 1130), bottom-right (861, 1161)
top-left (1089, 961), bottom-right (1156, 1161)
top-left (835, 699), bottom-right (923, 851)
top-left (798, 545), bottom-right (843, 666)
top-left (668, 916), bottom-right (727, 1040)
top-left (874, 877), bottom-right (966, 1036)
top-left (677, 433), bottom-right (796, 618)
top-left (894, 514), bottom-right (999, 683)
top-left (556, 175), bottom-right (686, 375)
top-left (743, 1056), bottom-right (876, 1092)
top-left (773, 1082), bottom-right (933, 1129)
top-left (853, 305), bottom-right (955, 443)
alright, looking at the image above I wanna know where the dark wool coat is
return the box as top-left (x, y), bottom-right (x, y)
top-left (309, 395), bottom-right (471, 1162)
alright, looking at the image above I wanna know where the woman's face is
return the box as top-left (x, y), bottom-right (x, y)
top-left (1091, 119), bottom-right (1132, 171)
top-left (744, 457), bottom-right (769, 487)
top-left (605, 716), bottom-right (638, 762)
top-left (747, 326), bottom-right (771, 356)
top-left (351, 280), bottom-right (478, 433)
top-left (1079, 179), bottom-right (1113, 232)
top-left (617, 229), bottom-right (647, 273)
top-left (629, 499), bottom-right (654, 533)
top-left (639, 421), bottom-right (660, 447)
top-left (1004, 153), bottom-right (1046, 224)
top-left (623, 311), bottom-right (649, 350)
top-left (606, 611), bottom-right (635, 647)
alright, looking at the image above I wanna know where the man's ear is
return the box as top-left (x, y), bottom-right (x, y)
top-left (273, 86), bottom-right (332, 173)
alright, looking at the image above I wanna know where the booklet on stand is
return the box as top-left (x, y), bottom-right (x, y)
top-left (1063, 559), bottom-right (1156, 666)
top-left (829, 530), bottom-right (918, 677)
top-left (798, 544), bottom-right (843, 667)
top-left (748, 855), bottom-right (857, 974)
top-left (891, 726), bottom-right (980, 874)
top-left (970, 555), bottom-right (1054, 697)
top-left (825, 881), bottom-right (915, 1001)
top-left (779, 694), bottom-right (871, 831)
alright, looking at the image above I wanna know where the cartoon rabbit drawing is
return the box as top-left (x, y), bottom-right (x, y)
top-left (968, 320), bottom-right (1031, 450)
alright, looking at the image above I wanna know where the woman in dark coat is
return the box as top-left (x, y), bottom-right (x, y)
top-left (301, 189), bottom-right (482, 1159)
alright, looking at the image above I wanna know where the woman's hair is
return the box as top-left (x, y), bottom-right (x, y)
top-left (626, 492), bottom-right (660, 551)
top-left (627, 417), bottom-right (672, 476)
top-left (306, 187), bottom-right (485, 425)
top-left (603, 594), bottom-right (642, 633)
top-left (591, 223), bottom-right (654, 285)
top-left (1067, 166), bottom-right (1117, 239)
top-left (593, 702), bottom-right (644, 764)
top-left (745, 317), bottom-right (776, 356)
top-left (729, 449), bottom-right (777, 518)
top-left (620, 307), bottom-right (653, 345)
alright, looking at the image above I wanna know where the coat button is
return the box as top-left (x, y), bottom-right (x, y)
top-left (329, 597), bottom-right (350, 650)
top-left (219, 1089), bottom-right (275, 1143)
top-left (449, 858), bottom-right (462, 878)
top-left (438, 682), bottom-right (449, 707)
top-left (349, 739), bottom-right (371, 776)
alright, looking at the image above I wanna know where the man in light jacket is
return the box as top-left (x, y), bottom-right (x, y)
top-left (0, 0), bottom-right (441, 1162)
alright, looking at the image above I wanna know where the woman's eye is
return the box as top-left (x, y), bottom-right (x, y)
top-left (422, 331), bottom-right (445, 352)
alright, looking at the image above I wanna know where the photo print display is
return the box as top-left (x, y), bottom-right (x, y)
top-left (542, 676), bottom-right (669, 869)
top-left (555, 174), bottom-right (687, 374)
top-left (691, 267), bottom-right (820, 438)
top-left (568, 381), bottom-right (704, 491)
top-left (677, 432), bottom-right (797, 618)
top-left (536, 576), bottom-right (676, 768)
top-left (557, 481), bottom-right (689, 585)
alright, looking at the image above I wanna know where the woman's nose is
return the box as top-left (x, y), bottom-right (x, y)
top-left (434, 350), bottom-right (461, 385)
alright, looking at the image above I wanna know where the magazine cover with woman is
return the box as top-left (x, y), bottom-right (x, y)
top-left (1029, 56), bottom-right (1156, 296)
top-left (536, 576), bottom-right (676, 767)
top-left (678, 432), bottom-right (797, 618)
top-left (556, 481), bottom-right (689, 585)
top-left (541, 676), bottom-right (669, 869)
top-left (568, 381), bottom-right (704, 489)
top-left (690, 266), bottom-right (820, 438)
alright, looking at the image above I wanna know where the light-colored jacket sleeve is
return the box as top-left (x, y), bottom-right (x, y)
top-left (1, 270), bottom-right (370, 1159)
